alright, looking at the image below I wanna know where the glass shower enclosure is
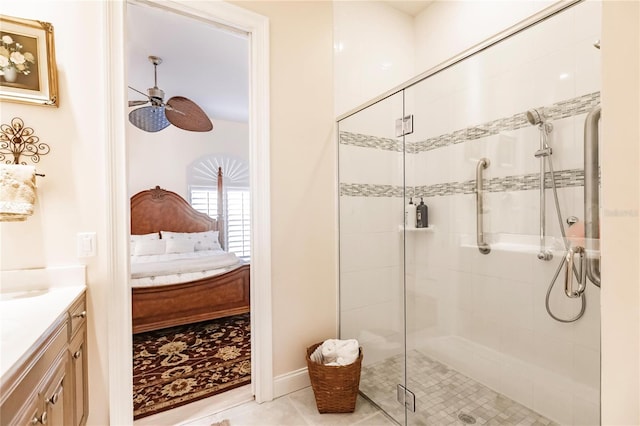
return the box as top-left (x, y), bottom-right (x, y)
top-left (338, 2), bottom-right (601, 425)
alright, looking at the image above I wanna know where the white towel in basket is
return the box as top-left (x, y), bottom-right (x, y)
top-left (315, 339), bottom-right (359, 366)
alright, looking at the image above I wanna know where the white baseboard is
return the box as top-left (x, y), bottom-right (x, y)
top-left (273, 367), bottom-right (310, 398)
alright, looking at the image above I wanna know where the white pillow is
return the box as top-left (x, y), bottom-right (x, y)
top-left (131, 232), bottom-right (160, 242)
top-left (130, 232), bottom-right (160, 253)
top-left (133, 239), bottom-right (166, 256)
top-left (161, 230), bottom-right (222, 251)
top-left (165, 238), bottom-right (195, 254)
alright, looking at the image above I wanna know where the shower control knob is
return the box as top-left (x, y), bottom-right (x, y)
top-left (567, 216), bottom-right (579, 226)
top-left (538, 250), bottom-right (553, 261)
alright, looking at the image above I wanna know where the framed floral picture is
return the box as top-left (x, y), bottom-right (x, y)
top-left (0, 15), bottom-right (58, 107)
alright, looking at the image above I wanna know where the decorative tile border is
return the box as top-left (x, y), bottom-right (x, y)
top-left (340, 183), bottom-right (407, 198)
top-left (416, 92), bottom-right (600, 153)
top-left (338, 131), bottom-right (403, 152)
top-left (339, 91), bottom-right (600, 154)
top-left (340, 168), bottom-right (584, 198)
top-left (416, 168), bottom-right (584, 198)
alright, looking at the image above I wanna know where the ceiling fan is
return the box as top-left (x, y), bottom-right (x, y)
top-left (128, 55), bottom-right (213, 133)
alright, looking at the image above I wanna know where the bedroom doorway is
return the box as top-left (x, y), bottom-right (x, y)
top-left (116, 1), bottom-right (272, 423)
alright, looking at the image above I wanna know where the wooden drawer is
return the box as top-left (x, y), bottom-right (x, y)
top-left (68, 297), bottom-right (87, 339)
top-left (0, 321), bottom-right (67, 424)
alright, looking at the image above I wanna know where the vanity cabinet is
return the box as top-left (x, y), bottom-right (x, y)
top-left (68, 297), bottom-right (88, 426)
top-left (0, 291), bottom-right (88, 426)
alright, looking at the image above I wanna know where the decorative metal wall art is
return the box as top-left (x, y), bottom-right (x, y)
top-left (0, 117), bottom-right (50, 164)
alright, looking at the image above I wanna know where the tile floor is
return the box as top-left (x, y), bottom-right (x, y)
top-left (186, 387), bottom-right (394, 426)
top-left (134, 385), bottom-right (392, 426)
top-left (359, 350), bottom-right (557, 426)
top-left (138, 350), bottom-right (557, 426)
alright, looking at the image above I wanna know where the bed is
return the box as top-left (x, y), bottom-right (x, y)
top-left (130, 171), bottom-right (250, 334)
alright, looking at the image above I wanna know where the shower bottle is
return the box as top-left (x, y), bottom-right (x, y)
top-left (417, 198), bottom-right (428, 228)
top-left (405, 197), bottom-right (416, 229)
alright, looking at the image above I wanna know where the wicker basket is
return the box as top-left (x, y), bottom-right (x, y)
top-left (306, 342), bottom-right (363, 413)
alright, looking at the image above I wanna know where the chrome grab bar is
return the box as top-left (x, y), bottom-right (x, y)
top-left (564, 246), bottom-right (586, 298)
top-left (476, 158), bottom-right (491, 254)
top-left (584, 106), bottom-right (601, 287)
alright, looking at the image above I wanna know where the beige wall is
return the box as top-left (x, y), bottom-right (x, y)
top-left (601, 1), bottom-right (640, 424)
top-left (229, 1), bottom-right (337, 377)
top-left (0, 1), bottom-right (110, 424)
top-left (127, 119), bottom-right (249, 199)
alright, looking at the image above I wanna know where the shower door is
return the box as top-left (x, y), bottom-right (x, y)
top-left (338, 91), bottom-right (408, 425)
top-left (402, 2), bottom-right (601, 425)
top-left (338, 2), bottom-right (601, 425)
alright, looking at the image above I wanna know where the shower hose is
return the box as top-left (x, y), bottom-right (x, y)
top-left (543, 140), bottom-right (589, 323)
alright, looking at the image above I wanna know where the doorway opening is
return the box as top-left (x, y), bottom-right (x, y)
top-left (105, 0), bottom-right (272, 424)
top-left (126, 2), bottom-right (252, 421)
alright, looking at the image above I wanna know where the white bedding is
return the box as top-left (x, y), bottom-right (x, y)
top-left (130, 249), bottom-right (242, 288)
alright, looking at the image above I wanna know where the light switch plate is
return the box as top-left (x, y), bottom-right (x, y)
top-left (77, 232), bottom-right (97, 258)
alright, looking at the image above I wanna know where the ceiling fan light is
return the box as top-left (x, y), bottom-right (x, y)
top-left (129, 106), bottom-right (170, 132)
top-left (147, 87), bottom-right (164, 103)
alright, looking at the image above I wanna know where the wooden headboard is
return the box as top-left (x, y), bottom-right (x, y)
top-left (130, 186), bottom-right (223, 245)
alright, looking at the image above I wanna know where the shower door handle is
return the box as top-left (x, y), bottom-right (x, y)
top-left (565, 246), bottom-right (586, 298)
top-left (476, 158), bottom-right (490, 254)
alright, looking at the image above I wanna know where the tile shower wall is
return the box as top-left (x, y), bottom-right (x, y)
top-left (339, 2), bottom-right (601, 425)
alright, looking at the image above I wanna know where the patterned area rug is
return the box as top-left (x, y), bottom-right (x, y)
top-left (133, 314), bottom-right (251, 419)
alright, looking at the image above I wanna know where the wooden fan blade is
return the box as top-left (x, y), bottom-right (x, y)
top-left (166, 96), bottom-right (213, 132)
top-left (129, 100), bottom-right (149, 107)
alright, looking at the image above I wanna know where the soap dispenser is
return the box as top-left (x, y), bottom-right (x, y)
top-left (405, 197), bottom-right (416, 229)
top-left (416, 198), bottom-right (428, 228)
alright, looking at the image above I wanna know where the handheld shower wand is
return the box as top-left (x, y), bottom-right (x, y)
top-left (527, 106), bottom-right (591, 323)
top-left (527, 108), bottom-right (554, 261)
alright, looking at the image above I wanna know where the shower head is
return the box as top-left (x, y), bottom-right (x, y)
top-left (526, 108), bottom-right (546, 126)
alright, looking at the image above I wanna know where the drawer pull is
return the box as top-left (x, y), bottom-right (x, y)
top-left (72, 311), bottom-right (86, 319)
top-left (31, 412), bottom-right (47, 424)
top-left (49, 391), bottom-right (59, 405)
top-left (73, 349), bottom-right (82, 359)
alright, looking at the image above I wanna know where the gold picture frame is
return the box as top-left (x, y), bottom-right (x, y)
top-left (0, 15), bottom-right (58, 107)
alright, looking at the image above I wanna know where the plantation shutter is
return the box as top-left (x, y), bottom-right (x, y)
top-left (190, 187), bottom-right (218, 218)
top-left (225, 188), bottom-right (251, 260)
top-left (188, 155), bottom-right (250, 261)
top-left (189, 186), bottom-right (250, 261)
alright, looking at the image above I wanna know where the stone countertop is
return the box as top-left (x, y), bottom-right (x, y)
top-left (0, 266), bottom-right (86, 383)
top-left (0, 285), bottom-right (86, 382)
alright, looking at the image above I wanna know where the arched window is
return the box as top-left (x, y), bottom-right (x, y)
top-left (188, 155), bottom-right (250, 261)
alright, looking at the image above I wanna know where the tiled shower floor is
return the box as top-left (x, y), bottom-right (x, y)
top-left (360, 350), bottom-right (558, 425)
